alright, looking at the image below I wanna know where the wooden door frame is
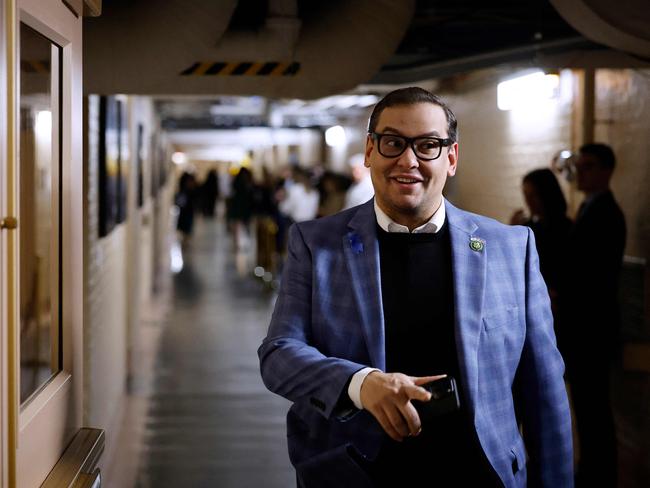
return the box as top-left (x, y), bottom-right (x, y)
top-left (1, 0), bottom-right (18, 485)
top-left (1, 0), bottom-right (84, 486)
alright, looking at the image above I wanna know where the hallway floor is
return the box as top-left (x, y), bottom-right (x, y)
top-left (121, 218), bottom-right (293, 488)
top-left (108, 216), bottom-right (648, 488)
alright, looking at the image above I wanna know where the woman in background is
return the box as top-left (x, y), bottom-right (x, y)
top-left (511, 168), bottom-right (572, 317)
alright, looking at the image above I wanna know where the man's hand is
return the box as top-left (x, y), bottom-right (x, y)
top-left (360, 371), bottom-right (446, 442)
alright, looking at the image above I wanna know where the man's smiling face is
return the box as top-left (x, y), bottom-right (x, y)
top-left (365, 103), bottom-right (458, 229)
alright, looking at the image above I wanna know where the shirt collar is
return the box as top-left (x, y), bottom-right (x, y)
top-left (374, 199), bottom-right (446, 234)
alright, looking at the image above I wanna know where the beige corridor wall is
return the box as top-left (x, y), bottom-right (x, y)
top-left (126, 97), bottom-right (155, 387)
top-left (440, 70), bottom-right (574, 224)
top-left (594, 69), bottom-right (650, 259)
top-left (439, 68), bottom-right (648, 261)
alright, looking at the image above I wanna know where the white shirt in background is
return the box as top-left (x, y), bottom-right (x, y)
top-left (343, 175), bottom-right (375, 210)
top-left (280, 183), bottom-right (319, 222)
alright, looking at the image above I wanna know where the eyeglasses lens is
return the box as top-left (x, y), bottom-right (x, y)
top-left (379, 135), bottom-right (406, 157)
top-left (378, 135), bottom-right (442, 160)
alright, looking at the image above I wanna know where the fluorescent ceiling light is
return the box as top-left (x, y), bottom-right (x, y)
top-left (325, 125), bottom-right (346, 147)
top-left (172, 151), bottom-right (188, 165)
top-left (497, 71), bottom-right (560, 111)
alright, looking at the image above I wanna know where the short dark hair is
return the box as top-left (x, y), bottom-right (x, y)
top-left (579, 143), bottom-right (616, 170)
top-left (523, 168), bottom-right (567, 217)
top-left (368, 87), bottom-right (458, 143)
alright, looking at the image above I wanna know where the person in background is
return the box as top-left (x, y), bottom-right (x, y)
top-left (317, 171), bottom-right (347, 217)
top-left (175, 172), bottom-right (197, 246)
top-left (259, 87), bottom-right (572, 487)
top-left (510, 168), bottom-right (572, 316)
top-left (343, 153), bottom-right (375, 209)
top-left (228, 167), bottom-right (255, 250)
top-left (199, 169), bottom-right (220, 217)
top-left (279, 166), bottom-right (319, 223)
top-left (561, 143), bottom-right (626, 488)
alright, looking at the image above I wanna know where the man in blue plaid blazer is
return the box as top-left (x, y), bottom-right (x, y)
top-left (259, 88), bottom-right (573, 487)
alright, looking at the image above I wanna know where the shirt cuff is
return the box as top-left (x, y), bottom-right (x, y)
top-left (348, 367), bottom-right (381, 410)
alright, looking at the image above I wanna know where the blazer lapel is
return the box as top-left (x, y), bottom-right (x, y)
top-left (446, 200), bottom-right (486, 421)
top-left (343, 201), bottom-right (385, 371)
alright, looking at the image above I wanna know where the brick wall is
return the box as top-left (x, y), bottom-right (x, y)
top-left (84, 95), bottom-right (128, 434)
top-left (594, 69), bottom-right (650, 259)
top-left (125, 97), bottom-right (156, 382)
top-left (84, 95), bottom-right (172, 467)
top-left (438, 68), bottom-right (648, 262)
top-left (441, 70), bottom-right (574, 224)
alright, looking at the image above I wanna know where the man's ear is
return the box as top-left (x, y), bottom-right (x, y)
top-left (447, 142), bottom-right (459, 177)
top-left (364, 134), bottom-right (374, 167)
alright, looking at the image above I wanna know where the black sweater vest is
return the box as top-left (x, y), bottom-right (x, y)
top-left (374, 223), bottom-right (498, 486)
top-left (377, 224), bottom-right (458, 377)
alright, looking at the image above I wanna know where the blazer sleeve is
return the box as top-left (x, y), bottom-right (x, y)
top-left (516, 228), bottom-right (574, 487)
top-left (258, 223), bottom-right (367, 419)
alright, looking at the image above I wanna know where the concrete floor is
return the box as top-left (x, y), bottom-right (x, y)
top-left (107, 216), bottom-right (648, 488)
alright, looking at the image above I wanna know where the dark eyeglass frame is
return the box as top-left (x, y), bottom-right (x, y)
top-left (369, 131), bottom-right (453, 161)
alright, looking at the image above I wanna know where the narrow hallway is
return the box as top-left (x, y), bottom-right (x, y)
top-left (132, 218), bottom-right (293, 487)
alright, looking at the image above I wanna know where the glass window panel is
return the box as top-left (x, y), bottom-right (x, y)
top-left (19, 23), bottom-right (61, 404)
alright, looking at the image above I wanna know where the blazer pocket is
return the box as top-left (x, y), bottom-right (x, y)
top-left (483, 305), bottom-right (518, 331)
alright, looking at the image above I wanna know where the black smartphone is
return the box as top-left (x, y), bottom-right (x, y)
top-left (413, 376), bottom-right (460, 420)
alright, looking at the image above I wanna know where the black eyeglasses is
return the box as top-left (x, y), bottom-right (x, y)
top-left (369, 132), bottom-right (452, 161)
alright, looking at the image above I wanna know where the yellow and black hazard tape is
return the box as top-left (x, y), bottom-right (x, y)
top-left (181, 61), bottom-right (300, 76)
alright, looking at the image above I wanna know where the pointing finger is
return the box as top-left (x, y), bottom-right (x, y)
top-left (412, 374), bottom-right (447, 386)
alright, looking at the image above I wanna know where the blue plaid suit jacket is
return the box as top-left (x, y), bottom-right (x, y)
top-left (259, 199), bottom-right (573, 487)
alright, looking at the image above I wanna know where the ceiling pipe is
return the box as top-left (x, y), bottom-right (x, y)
top-left (84, 0), bottom-right (415, 99)
top-left (215, 0), bottom-right (301, 60)
top-left (84, 0), bottom-right (239, 93)
top-left (551, 0), bottom-right (650, 59)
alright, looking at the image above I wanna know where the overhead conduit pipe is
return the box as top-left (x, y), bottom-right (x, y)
top-left (84, 0), bottom-right (415, 99)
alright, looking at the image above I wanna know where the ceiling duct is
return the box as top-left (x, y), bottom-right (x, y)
top-left (216, 0), bottom-right (302, 60)
top-left (550, 0), bottom-right (650, 59)
top-left (84, 0), bottom-right (415, 99)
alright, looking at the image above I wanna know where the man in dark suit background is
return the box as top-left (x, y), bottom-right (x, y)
top-left (561, 143), bottom-right (626, 487)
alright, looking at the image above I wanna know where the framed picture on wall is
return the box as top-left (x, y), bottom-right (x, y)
top-left (158, 147), bottom-right (169, 190)
top-left (150, 131), bottom-right (158, 198)
top-left (98, 95), bottom-right (128, 237)
top-left (116, 97), bottom-right (128, 223)
top-left (136, 123), bottom-right (144, 207)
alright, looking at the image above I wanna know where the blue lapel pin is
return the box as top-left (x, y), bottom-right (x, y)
top-left (349, 233), bottom-right (364, 254)
top-left (469, 236), bottom-right (485, 252)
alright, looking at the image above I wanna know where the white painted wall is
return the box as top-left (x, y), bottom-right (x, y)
top-left (84, 95), bottom-right (172, 472)
top-left (126, 97), bottom-right (156, 385)
top-left (83, 93), bottom-right (129, 459)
